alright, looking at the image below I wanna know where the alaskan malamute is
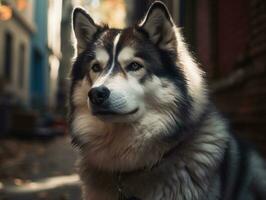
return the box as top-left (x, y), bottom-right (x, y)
top-left (69, 1), bottom-right (266, 199)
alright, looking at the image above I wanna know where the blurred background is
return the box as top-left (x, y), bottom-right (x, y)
top-left (0, 0), bottom-right (265, 199)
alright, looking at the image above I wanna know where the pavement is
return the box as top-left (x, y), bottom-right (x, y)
top-left (0, 136), bottom-right (82, 200)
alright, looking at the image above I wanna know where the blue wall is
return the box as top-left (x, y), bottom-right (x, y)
top-left (30, 0), bottom-right (49, 109)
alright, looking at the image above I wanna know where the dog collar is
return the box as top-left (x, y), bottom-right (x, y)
top-left (113, 143), bottom-right (180, 200)
top-left (116, 172), bottom-right (141, 200)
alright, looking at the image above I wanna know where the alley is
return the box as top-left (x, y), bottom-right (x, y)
top-left (0, 136), bottom-right (81, 200)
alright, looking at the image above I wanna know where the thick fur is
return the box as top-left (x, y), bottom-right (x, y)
top-left (69, 2), bottom-right (266, 200)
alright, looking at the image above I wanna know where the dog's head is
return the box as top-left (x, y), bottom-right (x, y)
top-left (70, 1), bottom-right (207, 170)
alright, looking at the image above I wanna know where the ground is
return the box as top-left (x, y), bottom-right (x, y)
top-left (0, 136), bottom-right (81, 200)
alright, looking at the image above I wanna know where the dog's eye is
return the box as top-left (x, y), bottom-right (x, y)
top-left (126, 62), bottom-right (143, 72)
top-left (91, 63), bottom-right (102, 73)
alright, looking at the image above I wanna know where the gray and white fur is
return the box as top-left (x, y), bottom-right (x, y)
top-left (69, 1), bottom-right (266, 199)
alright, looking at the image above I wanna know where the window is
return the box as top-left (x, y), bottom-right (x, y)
top-left (4, 31), bottom-right (13, 81)
top-left (18, 43), bottom-right (26, 89)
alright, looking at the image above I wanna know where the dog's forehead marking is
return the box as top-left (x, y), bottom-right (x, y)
top-left (95, 48), bottom-right (109, 64)
top-left (94, 33), bottom-right (121, 87)
top-left (118, 47), bottom-right (135, 64)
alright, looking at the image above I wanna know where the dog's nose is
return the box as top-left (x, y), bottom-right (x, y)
top-left (88, 86), bottom-right (110, 105)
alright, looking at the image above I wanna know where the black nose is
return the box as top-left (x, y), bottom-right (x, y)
top-left (88, 86), bottom-right (110, 105)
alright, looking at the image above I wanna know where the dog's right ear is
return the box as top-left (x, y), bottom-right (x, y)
top-left (137, 1), bottom-right (176, 51)
top-left (73, 8), bottom-right (99, 53)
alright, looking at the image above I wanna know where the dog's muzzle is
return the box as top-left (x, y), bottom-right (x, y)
top-left (88, 86), bottom-right (139, 116)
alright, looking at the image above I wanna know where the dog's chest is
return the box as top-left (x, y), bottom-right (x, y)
top-left (87, 175), bottom-right (178, 200)
top-left (84, 164), bottom-right (206, 200)
top-left (120, 169), bottom-right (179, 200)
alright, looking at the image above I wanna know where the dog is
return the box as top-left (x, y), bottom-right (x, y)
top-left (69, 1), bottom-right (266, 199)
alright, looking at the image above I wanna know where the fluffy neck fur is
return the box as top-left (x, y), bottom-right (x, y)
top-left (78, 110), bottom-right (229, 200)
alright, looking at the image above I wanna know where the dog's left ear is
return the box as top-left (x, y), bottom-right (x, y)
top-left (73, 8), bottom-right (100, 54)
top-left (138, 1), bottom-right (176, 50)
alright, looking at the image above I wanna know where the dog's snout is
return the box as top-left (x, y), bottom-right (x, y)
top-left (88, 86), bottom-right (110, 105)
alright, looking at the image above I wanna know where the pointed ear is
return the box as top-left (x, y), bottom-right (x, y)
top-left (73, 8), bottom-right (100, 53)
top-left (138, 1), bottom-right (176, 50)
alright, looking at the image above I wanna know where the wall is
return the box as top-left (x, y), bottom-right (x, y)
top-left (47, 0), bottom-right (62, 109)
top-left (0, 1), bottom-right (35, 106)
top-left (196, 0), bottom-right (266, 155)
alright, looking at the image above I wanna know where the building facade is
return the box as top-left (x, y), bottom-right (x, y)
top-left (193, 0), bottom-right (266, 155)
top-left (0, 0), bottom-right (35, 106)
top-left (47, 0), bottom-right (62, 109)
top-left (30, 0), bottom-right (62, 110)
top-left (0, 0), bottom-right (63, 110)
top-left (30, 0), bottom-right (49, 109)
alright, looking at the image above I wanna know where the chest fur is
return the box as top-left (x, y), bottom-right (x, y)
top-left (81, 161), bottom-right (217, 200)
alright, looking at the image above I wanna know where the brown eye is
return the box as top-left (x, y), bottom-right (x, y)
top-left (91, 63), bottom-right (102, 73)
top-left (126, 62), bottom-right (143, 72)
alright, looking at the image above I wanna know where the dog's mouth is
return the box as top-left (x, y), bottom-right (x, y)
top-left (92, 107), bottom-right (139, 116)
